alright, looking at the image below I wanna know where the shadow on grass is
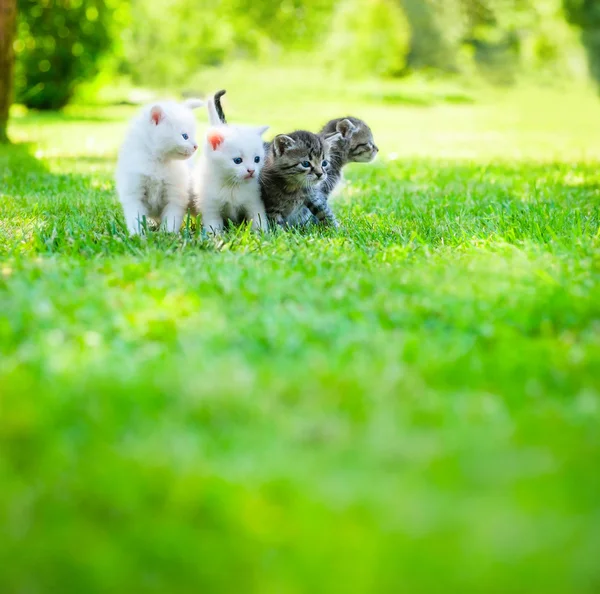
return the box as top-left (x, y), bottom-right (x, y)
top-left (1, 143), bottom-right (125, 257)
top-left (365, 90), bottom-right (475, 107)
top-left (54, 155), bottom-right (116, 167)
top-left (13, 110), bottom-right (123, 125)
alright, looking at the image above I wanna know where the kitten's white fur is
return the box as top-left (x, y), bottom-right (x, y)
top-left (194, 98), bottom-right (269, 233)
top-left (116, 99), bottom-right (202, 234)
top-left (207, 95), bottom-right (223, 126)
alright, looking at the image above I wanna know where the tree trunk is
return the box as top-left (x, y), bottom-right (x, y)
top-left (0, 0), bottom-right (17, 143)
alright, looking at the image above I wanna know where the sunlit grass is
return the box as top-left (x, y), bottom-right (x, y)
top-left (1, 72), bottom-right (600, 593)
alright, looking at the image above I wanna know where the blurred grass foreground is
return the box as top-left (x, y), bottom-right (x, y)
top-left (1, 0), bottom-right (600, 593)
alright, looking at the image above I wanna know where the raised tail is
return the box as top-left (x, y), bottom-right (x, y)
top-left (213, 89), bottom-right (227, 124)
top-left (207, 98), bottom-right (220, 126)
top-left (207, 90), bottom-right (227, 125)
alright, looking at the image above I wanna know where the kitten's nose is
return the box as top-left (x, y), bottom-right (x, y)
top-left (315, 171), bottom-right (323, 179)
top-left (193, 144), bottom-right (198, 151)
top-left (247, 169), bottom-right (255, 176)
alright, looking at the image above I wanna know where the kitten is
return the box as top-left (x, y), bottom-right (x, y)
top-left (116, 99), bottom-right (203, 234)
top-left (194, 97), bottom-right (269, 233)
top-left (213, 94), bottom-right (340, 227)
top-left (260, 131), bottom-right (339, 226)
top-left (286, 117), bottom-right (378, 227)
top-left (320, 116), bottom-right (378, 194)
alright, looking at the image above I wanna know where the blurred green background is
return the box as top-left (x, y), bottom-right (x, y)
top-left (9, 0), bottom-right (600, 110)
top-left (2, 2), bottom-right (600, 594)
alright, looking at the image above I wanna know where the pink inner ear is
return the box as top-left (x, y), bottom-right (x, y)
top-left (150, 107), bottom-right (164, 125)
top-left (207, 130), bottom-right (225, 150)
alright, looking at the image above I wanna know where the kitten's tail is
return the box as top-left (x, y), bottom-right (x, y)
top-left (207, 89), bottom-right (227, 125)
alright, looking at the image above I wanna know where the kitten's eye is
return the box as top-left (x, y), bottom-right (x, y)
top-left (254, 156), bottom-right (260, 163)
top-left (301, 161), bottom-right (311, 168)
top-left (182, 133), bottom-right (189, 140)
top-left (322, 160), bottom-right (328, 167)
top-left (233, 157), bottom-right (243, 164)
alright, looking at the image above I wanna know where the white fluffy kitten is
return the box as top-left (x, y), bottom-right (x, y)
top-left (194, 98), bottom-right (269, 233)
top-left (116, 99), bottom-right (203, 234)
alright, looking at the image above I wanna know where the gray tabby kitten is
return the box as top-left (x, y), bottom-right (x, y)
top-left (286, 116), bottom-right (378, 227)
top-left (320, 116), bottom-right (378, 192)
top-left (260, 131), bottom-right (339, 226)
top-left (212, 92), bottom-right (339, 227)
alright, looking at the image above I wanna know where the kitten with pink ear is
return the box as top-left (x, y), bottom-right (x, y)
top-left (194, 97), bottom-right (269, 234)
top-left (116, 99), bottom-right (203, 235)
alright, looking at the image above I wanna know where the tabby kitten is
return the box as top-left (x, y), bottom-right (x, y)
top-left (213, 93), bottom-right (340, 227)
top-left (320, 116), bottom-right (378, 194)
top-left (260, 131), bottom-right (339, 226)
top-left (285, 117), bottom-right (378, 227)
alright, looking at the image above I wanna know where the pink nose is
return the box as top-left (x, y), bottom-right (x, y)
top-left (193, 144), bottom-right (198, 151)
top-left (247, 169), bottom-right (255, 175)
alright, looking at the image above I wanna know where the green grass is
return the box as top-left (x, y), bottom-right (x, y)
top-left (1, 72), bottom-right (600, 593)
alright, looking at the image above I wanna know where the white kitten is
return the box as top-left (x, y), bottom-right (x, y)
top-left (116, 99), bottom-right (203, 234)
top-left (194, 98), bottom-right (269, 233)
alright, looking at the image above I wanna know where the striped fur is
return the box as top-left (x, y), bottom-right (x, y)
top-left (286, 117), bottom-right (378, 228)
top-left (260, 131), bottom-right (339, 226)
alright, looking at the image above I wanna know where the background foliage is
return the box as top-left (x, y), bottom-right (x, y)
top-left (14, 0), bottom-right (118, 109)
top-left (564, 0), bottom-right (600, 82)
top-left (11, 0), bottom-right (600, 109)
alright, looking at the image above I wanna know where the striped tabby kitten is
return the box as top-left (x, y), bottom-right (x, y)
top-left (260, 131), bottom-right (339, 226)
top-left (213, 93), bottom-right (340, 227)
top-left (320, 116), bottom-right (378, 193)
top-left (286, 117), bottom-right (378, 227)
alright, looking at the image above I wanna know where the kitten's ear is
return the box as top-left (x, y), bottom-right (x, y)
top-left (325, 132), bottom-right (342, 149)
top-left (273, 134), bottom-right (295, 156)
top-left (336, 118), bottom-right (357, 139)
top-left (255, 125), bottom-right (269, 137)
top-left (184, 98), bottom-right (204, 110)
top-left (206, 128), bottom-right (225, 150)
top-left (150, 105), bottom-right (165, 125)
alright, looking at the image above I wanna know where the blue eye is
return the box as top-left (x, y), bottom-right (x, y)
top-left (322, 160), bottom-right (328, 167)
top-left (182, 133), bottom-right (189, 140)
top-left (301, 161), bottom-right (311, 168)
top-left (254, 156), bottom-right (260, 163)
top-left (233, 157), bottom-right (243, 164)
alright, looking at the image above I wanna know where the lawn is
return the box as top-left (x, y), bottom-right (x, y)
top-left (1, 72), bottom-right (600, 593)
